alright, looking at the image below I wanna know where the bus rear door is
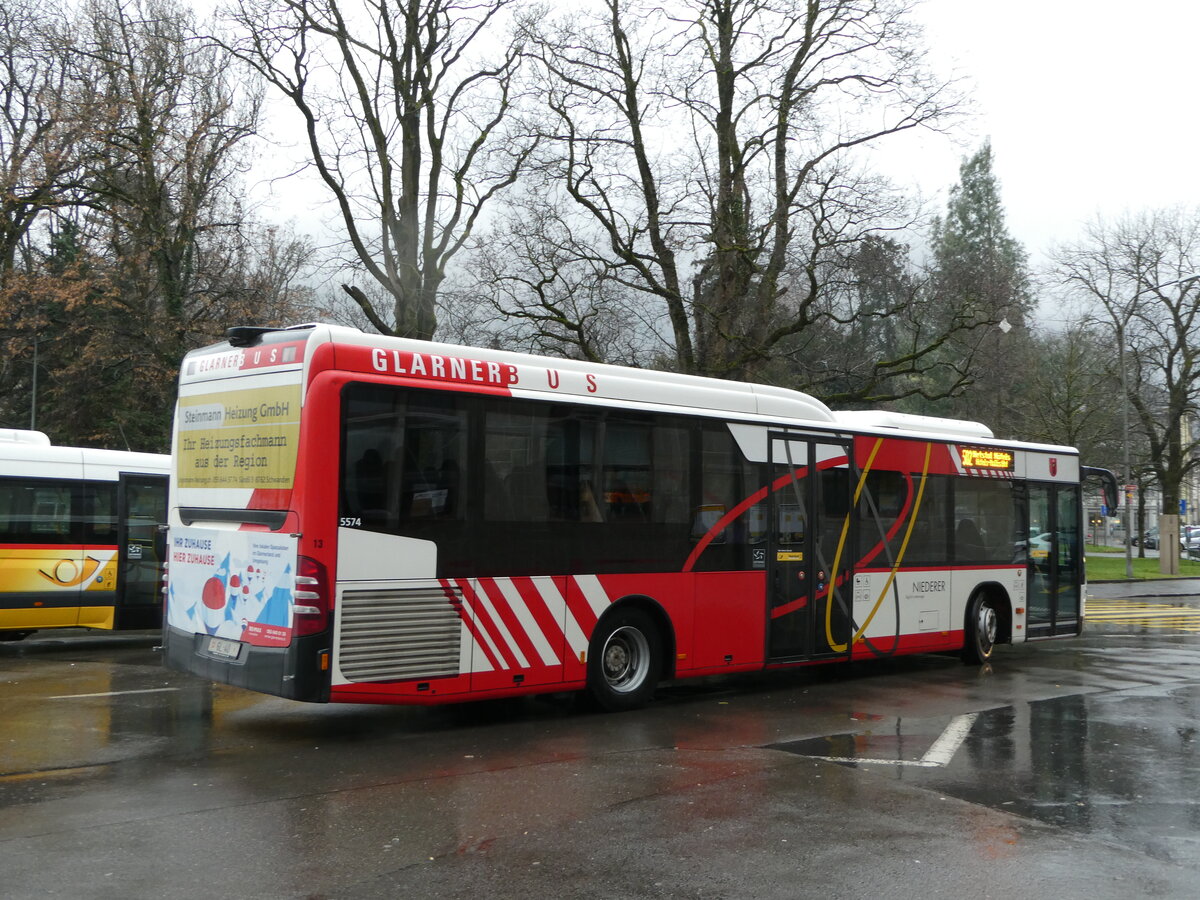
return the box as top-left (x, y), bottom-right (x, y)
top-left (766, 434), bottom-right (853, 662)
top-left (115, 473), bottom-right (168, 629)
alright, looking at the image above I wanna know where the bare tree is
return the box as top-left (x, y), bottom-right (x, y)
top-left (1053, 208), bottom-right (1200, 569)
top-left (200, 221), bottom-right (321, 326)
top-left (1014, 322), bottom-right (1123, 458)
top-left (82, 0), bottom-right (263, 347)
top-left (0, 0), bottom-right (297, 450)
top-left (769, 231), bottom-right (989, 405)
top-left (226, 0), bottom-right (535, 338)
top-left (0, 0), bottom-right (94, 282)
top-left (460, 184), bottom-right (668, 364)
top-left (515, 0), bottom-right (964, 384)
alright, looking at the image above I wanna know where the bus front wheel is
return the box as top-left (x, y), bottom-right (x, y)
top-left (587, 608), bottom-right (661, 712)
top-left (962, 594), bottom-right (998, 665)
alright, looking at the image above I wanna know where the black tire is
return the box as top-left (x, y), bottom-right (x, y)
top-left (587, 607), bottom-right (661, 712)
top-left (0, 631), bottom-right (32, 642)
top-left (961, 594), bottom-right (998, 665)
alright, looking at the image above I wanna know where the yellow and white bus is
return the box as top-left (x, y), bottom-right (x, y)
top-left (0, 429), bottom-right (169, 641)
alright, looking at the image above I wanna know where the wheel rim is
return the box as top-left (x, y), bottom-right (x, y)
top-left (601, 625), bottom-right (651, 694)
top-left (977, 603), bottom-right (997, 651)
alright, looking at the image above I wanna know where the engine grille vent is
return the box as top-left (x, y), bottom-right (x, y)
top-left (337, 584), bottom-right (462, 682)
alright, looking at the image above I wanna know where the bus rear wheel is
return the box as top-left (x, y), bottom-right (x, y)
top-left (962, 594), bottom-right (998, 665)
top-left (587, 608), bottom-right (661, 712)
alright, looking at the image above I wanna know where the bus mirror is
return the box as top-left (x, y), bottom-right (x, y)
top-left (1082, 467), bottom-right (1120, 511)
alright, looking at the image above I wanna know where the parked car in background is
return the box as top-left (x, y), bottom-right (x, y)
top-left (1183, 526), bottom-right (1200, 557)
top-left (1028, 532), bottom-right (1054, 559)
top-left (1133, 528), bottom-right (1159, 549)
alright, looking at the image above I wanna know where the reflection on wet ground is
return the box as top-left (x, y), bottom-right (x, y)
top-left (766, 682), bottom-right (1200, 867)
top-left (4, 591), bottom-right (1200, 897)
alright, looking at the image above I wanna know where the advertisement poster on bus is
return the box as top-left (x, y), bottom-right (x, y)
top-left (167, 527), bottom-right (297, 647)
top-left (175, 383), bottom-right (302, 494)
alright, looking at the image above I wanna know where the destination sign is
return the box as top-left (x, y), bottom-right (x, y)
top-left (960, 446), bottom-right (1015, 470)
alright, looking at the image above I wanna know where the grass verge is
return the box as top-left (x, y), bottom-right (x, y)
top-left (1087, 554), bottom-right (1200, 581)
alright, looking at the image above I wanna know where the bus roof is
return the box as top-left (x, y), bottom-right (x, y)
top-left (0, 432), bottom-right (169, 481)
top-left (189, 323), bottom-right (836, 424)
top-left (0, 429), bottom-right (52, 446)
top-left (186, 324), bottom-right (1069, 453)
top-left (832, 410), bottom-right (995, 440)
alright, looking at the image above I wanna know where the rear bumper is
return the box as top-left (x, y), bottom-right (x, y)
top-left (163, 625), bottom-right (331, 702)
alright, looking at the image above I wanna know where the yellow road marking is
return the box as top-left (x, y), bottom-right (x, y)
top-left (1087, 597), bottom-right (1200, 631)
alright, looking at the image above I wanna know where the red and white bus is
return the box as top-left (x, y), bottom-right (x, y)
top-left (163, 324), bottom-right (1117, 709)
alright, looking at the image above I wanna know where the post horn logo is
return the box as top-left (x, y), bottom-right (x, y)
top-left (39, 556), bottom-right (104, 588)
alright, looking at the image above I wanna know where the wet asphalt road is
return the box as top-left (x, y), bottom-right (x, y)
top-left (4, 581), bottom-right (1200, 899)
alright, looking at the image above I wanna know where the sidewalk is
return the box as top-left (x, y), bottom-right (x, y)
top-left (1088, 578), bottom-right (1200, 599)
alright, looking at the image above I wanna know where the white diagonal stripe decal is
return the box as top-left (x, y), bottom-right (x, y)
top-left (459, 585), bottom-right (507, 670)
top-left (472, 580), bottom-right (531, 669)
top-left (533, 576), bottom-right (588, 657)
top-left (573, 573), bottom-right (611, 618)
top-left (496, 578), bottom-right (559, 666)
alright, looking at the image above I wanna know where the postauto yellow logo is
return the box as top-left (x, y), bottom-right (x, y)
top-left (0, 549), bottom-right (117, 592)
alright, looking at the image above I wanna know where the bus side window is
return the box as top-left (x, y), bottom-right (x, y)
top-left (0, 478), bottom-right (18, 541)
top-left (543, 409), bottom-right (599, 523)
top-left (652, 422), bottom-right (690, 525)
top-left (955, 517), bottom-right (984, 559)
top-left (80, 482), bottom-right (117, 541)
top-left (603, 419), bottom-right (652, 522)
top-left (32, 484), bottom-right (73, 538)
top-left (696, 426), bottom-right (738, 544)
top-left (340, 383), bottom-right (467, 532)
top-left (400, 404), bottom-right (467, 521)
top-left (954, 479), bottom-right (1016, 564)
top-left (0, 479), bottom-right (74, 544)
top-left (353, 449), bottom-right (387, 512)
top-left (691, 424), bottom-right (758, 566)
top-left (506, 463), bottom-right (549, 520)
top-left (484, 405), bottom-right (551, 522)
top-left (858, 470), bottom-right (902, 560)
top-left (341, 383), bottom-right (402, 529)
top-left (908, 475), bottom-right (951, 565)
top-left (860, 471), bottom-right (952, 566)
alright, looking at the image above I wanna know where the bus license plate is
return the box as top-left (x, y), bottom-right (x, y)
top-left (207, 637), bottom-right (242, 660)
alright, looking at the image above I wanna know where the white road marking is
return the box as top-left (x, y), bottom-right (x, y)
top-left (920, 712), bottom-right (979, 766)
top-left (808, 713), bottom-right (979, 768)
top-left (49, 688), bottom-right (180, 700)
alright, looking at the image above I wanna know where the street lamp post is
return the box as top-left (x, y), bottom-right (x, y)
top-left (29, 325), bottom-right (38, 432)
top-left (1118, 319), bottom-right (1133, 579)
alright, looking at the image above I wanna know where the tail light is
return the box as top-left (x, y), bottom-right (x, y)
top-left (293, 555), bottom-right (330, 636)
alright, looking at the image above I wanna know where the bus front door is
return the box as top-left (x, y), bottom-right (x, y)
top-left (766, 435), bottom-right (852, 662)
top-left (1026, 483), bottom-right (1082, 637)
top-left (115, 474), bottom-right (168, 630)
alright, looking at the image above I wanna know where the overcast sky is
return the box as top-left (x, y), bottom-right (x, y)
top-left (254, 0), bottom-right (1200, 284)
top-left (877, 0), bottom-right (1200, 265)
